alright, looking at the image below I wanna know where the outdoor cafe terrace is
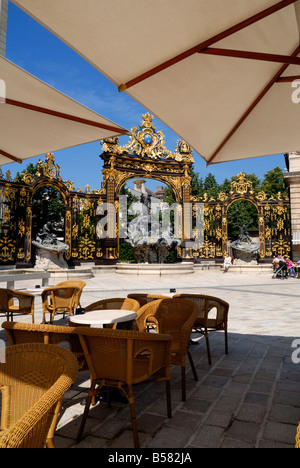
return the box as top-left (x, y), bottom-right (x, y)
top-left (0, 267), bottom-right (299, 449)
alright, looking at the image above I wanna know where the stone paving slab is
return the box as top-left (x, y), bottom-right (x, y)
top-left (1, 269), bottom-right (300, 449)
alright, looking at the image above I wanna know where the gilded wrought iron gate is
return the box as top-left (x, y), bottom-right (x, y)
top-left (188, 172), bottom-right (291, 262)
top-left (0, 116), bottom-right (291, 266)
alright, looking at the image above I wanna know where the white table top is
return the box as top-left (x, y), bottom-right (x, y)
top-left (69, 309), bottom-right (137, 326)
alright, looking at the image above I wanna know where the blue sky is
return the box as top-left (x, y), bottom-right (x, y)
top-left (2, 2), bottom-right (287, 192)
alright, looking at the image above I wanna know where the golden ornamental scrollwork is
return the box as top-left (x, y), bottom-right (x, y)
top-left (218, 192), bottom-right (228, 202)
top-left (0, 235), bottom-right (16, 262)
top-left (256, 191), bottom-right (267, 202)
top-left (181, 165), bottom-right (192, 188)
top-left (78, 234), bottom-right (95, 259)
top-left (139, 163), bottom-right (157, 173)
top-left (18, 220), bottom-right (26, 237)
top-left (101, 113), bottom-right (194, 163)
top-left (20, 153), bottom-right (80, 192)
top-left (124, 113), bottom-right (169, 159)
top-left (21, 173), bottom-right (35, 184)
top-left (36, 153), bottom-right (62, 180)
top-left (102, 156), bottom-right (127, 184)
top-left (64, 180), bottom-right (75, 191)
top-left (230, 172), bottom-right (253, 195)
top-left (167, 140), bottom-right (194, 163)
top-left (101, 136), bottom-right (122, 154)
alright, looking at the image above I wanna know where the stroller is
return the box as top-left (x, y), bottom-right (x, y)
top-left (272, 261), bottom-right (288, 279)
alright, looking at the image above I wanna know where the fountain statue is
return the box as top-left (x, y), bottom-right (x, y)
top-left (32, 221), bottom-right (69, 270)
top-left (230, 225), bottom-right (259, 264)
top-left (125, 194), bottom-right (179, 264)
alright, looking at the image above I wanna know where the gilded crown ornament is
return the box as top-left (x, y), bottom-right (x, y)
top-left (101, 113), bottom-right (194, 162)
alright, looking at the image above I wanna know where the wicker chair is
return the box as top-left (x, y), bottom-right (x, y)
top-left (55, 280), bottom-right (86, 309)
top-left (127, 293), bottom-right (170, 308)
top-left (174, 294), bottom-right (229, 365)
top-left (84, 297), bottom-right (140, 329)
top-left (2, 321), bottom-right (87, 372)
top-left (296, 421), bottom-right (300, 448)
top-left (42, 286), bottom-right (81, 324)
top-left (76, 327), bottom-right (172, 448)
top-left (135, 298), bottom-right (199, 401)
top-left (0, 343), bottom-right (78, 448)
top-left (0, 288), bottom-right (35, 323)
top-left (127, 294), bottom-right (170, 331)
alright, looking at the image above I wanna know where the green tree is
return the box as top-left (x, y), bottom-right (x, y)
top-left (203, 173), bottom-right (220, 199)
top-left (260, 166), bottom-right (287, 197)
top-left (163, 186), bottom-right (176, 206)
top-left (15, 162), bottom-right (38, 181)
top-left (190, 165), bottom-right (204, 198)
top-left (227, 200), bottom-right (258, 240)
top-left (219, 178), bottom-right (231, 194)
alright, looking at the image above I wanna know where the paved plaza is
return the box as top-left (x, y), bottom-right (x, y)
top-left (1, 267), bottom-right (300, 449)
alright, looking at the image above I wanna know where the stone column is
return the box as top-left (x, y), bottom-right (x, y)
top-left (284, 152), bottom-right (300, 260)
top-left (0, 0), bottom-right (8, 57)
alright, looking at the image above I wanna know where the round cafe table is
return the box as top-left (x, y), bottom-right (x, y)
top-left (69, 309), bottom-right (137, 328)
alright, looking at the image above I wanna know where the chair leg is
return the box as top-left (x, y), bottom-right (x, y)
top-left (204, 331), bottom-right (212, 365)
top-left (187, 348), bottom-right (198, 381)
top-left (46, 399), bottom-right (62, 448)
top-left (77, 380), bottom-right (96, 441)
top-left (128, 387), bottom-right (139, 448)
top-left (224, 329), bottom-right (228, 354)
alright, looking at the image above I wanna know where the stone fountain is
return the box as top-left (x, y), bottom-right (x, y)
top-left (230, 225), bottom-right (259, 264)
top-left (32, 221), bottom-right (69, 270)
top-left (125, 193), bottom-right (179, 264)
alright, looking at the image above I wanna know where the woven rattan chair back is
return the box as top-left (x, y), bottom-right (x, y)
top-left (42, 286), bottom-right (81, 324)
top-left (127, 293), bottom-right (169, 308)
top-left (296, 421), bottom-right (300, 448)
top-left (0, 288), bottom-right (35, 323)
top-left (84, 297), bottom-right (140, 329)
top-left (2, 321), bottom-right (87, 372)
top-left (128, 294), bottom-right (170, 331)
top-left (0, 343), bottom-right (77, 448)
top-left (135, 298), bottom-right (199, 401)
top-left (174, 293), bottom-right (229, 364)
top-left (55, 280), bottom-right (86, 308)
top-left (76, 327), bottom-right (172, 448)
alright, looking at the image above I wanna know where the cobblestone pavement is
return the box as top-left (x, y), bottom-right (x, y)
top-left (1, 269), bottom-right (300, 449)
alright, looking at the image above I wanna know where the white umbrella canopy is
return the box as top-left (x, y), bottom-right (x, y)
top-left (12, 0), bottom-right (300, 165)
top-left (0, 56), bottom-right (127, 165)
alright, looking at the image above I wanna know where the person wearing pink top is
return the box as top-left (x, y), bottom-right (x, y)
top-left (285, 257), bottom-right (297, 277)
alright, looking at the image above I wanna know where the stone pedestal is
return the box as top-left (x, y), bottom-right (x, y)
top-left (32, 241), bottom-right (69, 270)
